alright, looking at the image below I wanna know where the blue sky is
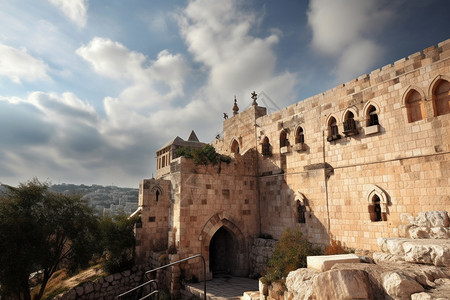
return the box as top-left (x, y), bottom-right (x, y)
top-left (0, 0), bottom-right (449, 187)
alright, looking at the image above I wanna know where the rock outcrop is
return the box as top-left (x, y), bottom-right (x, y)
top-left (274, 211), bottom-right (450, 300)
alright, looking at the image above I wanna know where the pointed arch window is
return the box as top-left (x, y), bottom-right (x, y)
top-left (367, 105), bottom-right (379, 126)
top-left (369, 195), bottom-right (383, 222)
top-left (261, 137), bottom-right (271, 156)
top-left (343, 111), bottom-right (358, 136)
top-left (406, 89), bottom-right (424, 122)
top-left (231, 139), bottom-right (240, 154)
top-left (295, 127), bottom-right (304, 144)
top-left (367, 185), bottom-right (388, 222)
top-left (433, 79), bottom-right (450, 116)
top-left (293, 126), bottom-right (306, 151)
top-left (327, 117), bottom-right (341, 142)
top-left (279, 130), bottom-right (289, 148)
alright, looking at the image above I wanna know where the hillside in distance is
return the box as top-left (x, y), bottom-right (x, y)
top-left (50, 183), bottom-right (139, 216)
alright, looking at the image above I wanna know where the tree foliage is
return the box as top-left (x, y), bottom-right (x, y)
top-left (0, 179), bottom-right (99, 300)
top-left (99, 213), bottom-right (138, 274)
top-left (176, 144), bottom-right (231, 166)
top-left (262, 228), bottom-right (322, 285)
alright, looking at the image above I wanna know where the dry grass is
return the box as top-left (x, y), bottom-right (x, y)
top-left (31, 266), bottom-right (106, 300)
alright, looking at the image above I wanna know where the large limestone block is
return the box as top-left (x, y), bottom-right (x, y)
top-left (409, 226), bottom-right (432, 239)
top-left (430, 227), bottom-right (450, 239)
top-left (307, 254), bottom-right (360, 272)
top-left (413, 211), bottom-right (449, 228)
top-left (377, 238), bottom-right (409, 256)
top-left (311, 269), bottom-right (379, 300)
top-left (285, 268), bottom-right (319, 300)
top-left (372, 252), bottom-right (406, 264)
top-left (403, 239), bottom-right (450, 266)
top-left (382, 272), bottom-right (424, 300)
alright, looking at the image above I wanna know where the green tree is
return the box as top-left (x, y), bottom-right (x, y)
top-left (0, 179), bottom-right (99, 300)
top-left (99, 213), bottom-right (138, 274)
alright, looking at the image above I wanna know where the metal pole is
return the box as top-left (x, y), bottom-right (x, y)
top-left (144, 254), bottom-right (207, 300)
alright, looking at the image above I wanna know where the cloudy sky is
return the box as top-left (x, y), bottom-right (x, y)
top-left (0, 0), bottom-right (449, 187)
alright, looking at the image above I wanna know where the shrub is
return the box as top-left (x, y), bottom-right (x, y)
top-left (262, 228), bottom-right (321, 285)
top-left (176, 145), bottom-right (231, 166)
top-left (324, 236), bottom-right (352, 255)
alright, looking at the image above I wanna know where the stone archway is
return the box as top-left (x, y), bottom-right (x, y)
top-left (209, 226), bottom-right (237, 276)
top-left (199, 213), bottom-right (248, 278)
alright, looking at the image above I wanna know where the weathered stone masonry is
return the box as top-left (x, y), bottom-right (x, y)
top-left (135, 39), bottom-right (450, 292)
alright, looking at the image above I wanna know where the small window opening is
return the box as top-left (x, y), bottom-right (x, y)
top-left (156, 190), bottom-right (160, 202)
top-left (368, 105), bottom-right (379, 126)
top-left (295, 127), bottom-right (304, 144)
top-left (297, 200), bottom-right (306, 223)
top-left (231, 139), bottom-right (240, 154)
top-left (369, 195), bottom-right (383, 222)
top-left (433, 80), bottom-right (450, 116)
top-left (280, 130), bottom-right (289, 147)
top-left (262, 137), bottom-right (271, 156)
top-left (343, 111), bottom-right (358, 136)
top-left (406, 90), bottom-right (424, 122)
top-left (327, 117), bottom-right (341, 142)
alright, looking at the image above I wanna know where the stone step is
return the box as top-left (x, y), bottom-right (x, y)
top-left (307, 254), bottom-right (360, 272)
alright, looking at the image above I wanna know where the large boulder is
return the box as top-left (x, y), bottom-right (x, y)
top-left (285, 268), bottom-right (319, 300)
top-left (311, 269), bottom-right (383, 300)
top-left (377, 238), bottom-right (450, 267)
top-left (382, 272), bottom-right (424, 299)
top-left (402, 240), bottom-right (450, 267)
top-left (412, 211), bottom-right (449, 228)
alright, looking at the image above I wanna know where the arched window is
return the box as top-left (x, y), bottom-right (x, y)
top-left (231, 139), bottom-right (240, 154)
top-left (433, 79), bottom-right (450, 116)
top-left (369, 195), bottom-right (383, 222)
top-left (343, 111), bottom-right (358, 136)
top-left (279, 130), bottom-right (289, 148)
top-left (367, 105), bottom-right (379, 126)
top-left (297, 200), bottom-right (306, 223)
top-left (156, 189), bottom-right (160, 202)
top-left (261, 137), bottom-right (271, 156)
top-left (295, 127), bottom-right (304, 144)
top-left (367, 185), bottom-right (388, 222)
top-left (406, 89), bottom-right (424, 122)
top-left (327, 117), bottom-right (341, 142)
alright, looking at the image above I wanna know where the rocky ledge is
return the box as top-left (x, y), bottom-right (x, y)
top-left (262, 211), bottom-right (450, 300)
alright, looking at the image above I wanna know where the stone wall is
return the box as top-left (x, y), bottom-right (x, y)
top-left (214, 39), bottom-right (450, 251)
top-left (249, 238), bottom-right (277, 278)
top-left (58, 251), bottom-right (181, 299)
top-left (57, 266), bottom-right (148, 300)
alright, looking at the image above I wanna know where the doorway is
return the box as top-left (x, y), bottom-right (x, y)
top-left (209, 226), bottom-right (236, 277)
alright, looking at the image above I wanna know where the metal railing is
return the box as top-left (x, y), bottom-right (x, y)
top-left (117, 254), bottom-right (206, 300)
top-left (117, 280), bottom-right (158, 300)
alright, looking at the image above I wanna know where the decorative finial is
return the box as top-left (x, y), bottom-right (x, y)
top-left (232, 96), bottom-right (239, 115)
top-left (251, 91), bottom-right (258, 106)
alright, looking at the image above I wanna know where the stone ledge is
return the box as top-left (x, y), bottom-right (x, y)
top-left (307, 254), bottom-right (360, 272)
top-left (377, 238), bottom-right (450, 266)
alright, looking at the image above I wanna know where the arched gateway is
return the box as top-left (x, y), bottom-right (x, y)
top-left (199, 213), bottom-right (248, 278)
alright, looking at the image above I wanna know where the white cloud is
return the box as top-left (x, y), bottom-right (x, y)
top-left (76, 37), bottom-right (147, 80)
top-left (0, 0), bottom-right (300, 187)
top-left (307, 0), bottom-right (394, 81)
top-left (48, 0), bottom-right (88, 28)
top-left (178, 0), bottom-right (297, 109)
top-left (77, 37), bottom-right (190, 127)
top-left (0, 43), bottom-right (50, 84)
